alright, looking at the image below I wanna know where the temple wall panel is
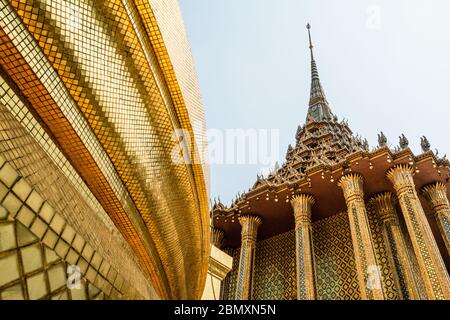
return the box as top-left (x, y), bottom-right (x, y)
top-left (313, 213), bottom-right (361, 299)
top-left (365, 208), bottom-right (401, 299)
top-left (222, 248), bottom-right (240, 300)
top-left (253, 231), bottom-right (296, 300)
top-left (399, 214), bottom-right (428, 299)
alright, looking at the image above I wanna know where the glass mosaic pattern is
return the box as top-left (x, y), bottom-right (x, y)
top-left (313, 213), bottom-right (361, 300)
top-left (221, 248), bottom-right (240, 300)
top-left (0, 219), bottom-right (106, 300)
top-left (0, 0), bottom-right (209, 299)
top-left (366, 207), bottom-right (400, 300)
top-left (0, 72), bottom-right (155, 298)
top-left (253, 231), bottom-right (296, 300)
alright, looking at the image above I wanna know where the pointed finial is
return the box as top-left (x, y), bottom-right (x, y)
top-left (306, 23), bottom-right (314, 60)
top-left (305, 23), bottom-right (333, 122)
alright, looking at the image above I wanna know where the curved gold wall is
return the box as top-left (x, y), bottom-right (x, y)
top-left (0, 0), bottom-right (209, 299)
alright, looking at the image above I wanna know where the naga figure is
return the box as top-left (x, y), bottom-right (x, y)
top-left (420, 136), bottom-right (431, 152)
top-left (377, 131), bottom-right (387, 147)
top-left (399, 134), bottom-right (409, 149)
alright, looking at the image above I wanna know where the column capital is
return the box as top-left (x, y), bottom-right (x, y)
top-left (422, 182), bottom-right (450, 257)
top-left (238, 214), bottom-right (262, 227)
top-left (369, 192), bottom-right (399, 225)
top-left (212, 228), bottom-right (225, 248)
top-left (290, 194), bottom-right (315, 225)
top-left (422, 182), bottom-right (449, 217)
top-left (386, 165), bottom-right (415, 194)
top-left (238, 215), bottom-right (262, 244)
top-left (338, 173), bottom-right (364, 201)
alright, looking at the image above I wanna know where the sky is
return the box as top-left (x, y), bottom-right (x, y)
top-left (178, 0), bottom-right (450, 205)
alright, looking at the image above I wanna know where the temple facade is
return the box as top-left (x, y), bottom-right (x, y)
top-left (213, 24), bottom-right (450, 300)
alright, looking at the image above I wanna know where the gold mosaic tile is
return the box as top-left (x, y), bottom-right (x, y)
top-left (47, 263), bottom-right (66, 292)
top-left (0, 206), bottom-right (7, 220)
top-left (0, 163), bottom-right (18, 188)
top-left (21, 243), bottom-right (43, 274)
top-left (26, 190), bottom-right (43, 213)
top-left (0, 222), bottom-right (16, 251)
top-left (0, 284), bottom-right (24, 300)
top-left (17, 222), bottom-right (38, 247)
top-left (16, 206), bottom-right (35, 227)
top-left (0, 0), bottom-right (209, 299)
top-left (26, 272), bottom-right (47, 300)
top-left (39, 202), bottom-right (55, 224)
top-left (12, 178), bottom-right (32, 201)
top-left (2, 193), bottom-right (21, 216)
top-left (0, 252), bottom-right (20, 287)
top-left (30, 217), bottom-right (47, 239)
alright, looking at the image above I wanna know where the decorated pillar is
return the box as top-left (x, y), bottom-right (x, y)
top-left (290, 194), bottom-right (316, 300)
top-left (369, 192), bottom-right (420, 299)
top-left (212, 228), bottom-right (225, 248)
top-left (235, 215), bottom-right (262, 300)
top-left (422, 182), bottom-right (450, 255)
top-left (338, 173), bottom-right (385, 300)
top-left (387, 165), bottom-right (450, 299)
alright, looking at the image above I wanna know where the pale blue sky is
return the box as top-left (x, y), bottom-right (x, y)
top-left (179, 0), bottom-right (450, 204)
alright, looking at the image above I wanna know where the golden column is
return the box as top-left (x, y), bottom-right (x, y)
top-left (422, 182), bottom-right (450, 255)
top-left (338, 173), bottom-right (385, 300)
top-left (212, 228), bottom-right (225, 248)
top-left (387, 165), bottom-right (450, 299)
top-left (235, 215), bottom-right (262, 300)
top-left (290, 194), bottom-right (316, 300)
top-left (369, 192), bottom-right (420, 299)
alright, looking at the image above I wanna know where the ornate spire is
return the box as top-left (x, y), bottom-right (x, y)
top-left (306, 23), bottom-right (333, 122)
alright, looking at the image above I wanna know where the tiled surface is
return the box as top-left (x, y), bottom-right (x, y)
top-left (0, 152), bottom-right (152, 299)
top-left (0, 218), bottom-right (107, 300)
top-left (253, 231), bottom-right (296, 300)
top-left (313, 213), bottom-right (361, 300)
top-left (0, 0), bottom-right (209, 299)
top-left (0, 73), bottom-right (155, 299)
top-left (366, 207), bottom-right (401, 299)
top-left (221, 248), bottom-right (240, 300)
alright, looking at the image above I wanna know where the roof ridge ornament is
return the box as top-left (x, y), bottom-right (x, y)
top-left (399, 134), bottom-right (409, 149)
top-left (420, 136), bottom-right (431, 152)
top-left (378, 131), bottom-right (387, 147)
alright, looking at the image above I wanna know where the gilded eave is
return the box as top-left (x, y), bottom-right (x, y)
top-left (213, 146), bottom-right (450, 249)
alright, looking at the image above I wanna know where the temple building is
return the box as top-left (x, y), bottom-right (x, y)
top-left (0, 0), bottom-right (210, 300)
top-left (213, 24), bottom-right (450, 300)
